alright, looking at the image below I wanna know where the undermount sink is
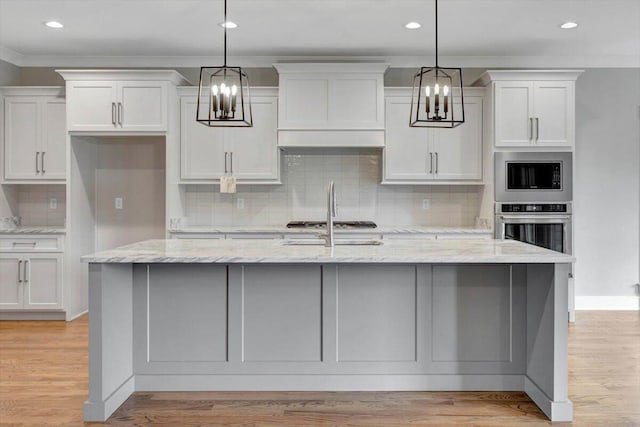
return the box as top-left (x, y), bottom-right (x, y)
top-left (281, 239), bottom-right (383, 246)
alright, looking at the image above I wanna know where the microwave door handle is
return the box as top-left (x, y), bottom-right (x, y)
top-left (499, 215), bottom-right (571, 222)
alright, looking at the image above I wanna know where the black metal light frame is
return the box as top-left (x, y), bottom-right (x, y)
top-left (197, 0), bottom-right (253, 127)
top-left (410, 0), bottom-right (464, 128)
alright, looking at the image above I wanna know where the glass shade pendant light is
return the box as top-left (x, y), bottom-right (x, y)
top-left (197, 0), bottom-right (252, 127)
top-left (410, 0), bottom-right (464, 128)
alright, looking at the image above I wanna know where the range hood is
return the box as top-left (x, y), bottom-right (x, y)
top-left (273, 63), bottom-right (389, 148)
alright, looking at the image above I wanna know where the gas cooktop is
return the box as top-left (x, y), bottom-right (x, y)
top-left (286, 221), bottom-right (377, 229)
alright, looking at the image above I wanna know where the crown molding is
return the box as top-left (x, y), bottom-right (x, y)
top-left (1, 50), bottom-right (639, 69)
top-left (0, 46), bottom-right (25, 66)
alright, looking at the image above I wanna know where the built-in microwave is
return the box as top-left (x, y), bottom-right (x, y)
top-left (495, 152), bottom-right (573, 202)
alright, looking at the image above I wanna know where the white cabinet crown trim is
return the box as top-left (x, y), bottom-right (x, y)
top-left (478, 70), bottom-right (584, 85)
top-left (273, 63), bottom-right (389, 74)
top-left (56, 70), bottom-right (190, 85)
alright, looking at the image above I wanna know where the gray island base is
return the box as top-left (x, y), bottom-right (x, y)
top-left (81, 239), bottom-right (575, 422)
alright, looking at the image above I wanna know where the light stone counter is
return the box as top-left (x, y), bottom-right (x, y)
top-left (169, 226), bottom-right (492, 235)
top-left (82, 238), bottom-right (574, 264)
top-left (0, 226), bottom-right (66, 234)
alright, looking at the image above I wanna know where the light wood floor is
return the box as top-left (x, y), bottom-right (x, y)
top-left (1, 311), bottom-right (638, 426)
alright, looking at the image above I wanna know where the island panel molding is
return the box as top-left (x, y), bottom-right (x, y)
top-left (83, 238), bottom-right (573, 422)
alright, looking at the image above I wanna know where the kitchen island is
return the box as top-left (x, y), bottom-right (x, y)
top-left (81, 238), bottom-right (574, 422)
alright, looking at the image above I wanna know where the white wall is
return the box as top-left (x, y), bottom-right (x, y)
top-left (0, 59), bottom-right (19, 86)
top-left (95, 137), bottom-right (166, 251)
top-left (574, 68), bottom-right (640, 309)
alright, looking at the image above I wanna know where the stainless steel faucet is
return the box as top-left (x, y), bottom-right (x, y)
top-left (325, 181), bottom-right (337, 247)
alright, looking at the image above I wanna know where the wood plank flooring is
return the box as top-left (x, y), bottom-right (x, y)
top-left (1, 311), bottom-right (638, 426)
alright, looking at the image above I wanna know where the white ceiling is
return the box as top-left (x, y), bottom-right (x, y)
top-left (1, 0), bottom-right (639, 67)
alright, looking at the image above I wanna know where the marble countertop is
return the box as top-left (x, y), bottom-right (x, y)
top-left (0, 227), bottom-right (66, 234)
top-left (169, 226), bottom-right (493, 235)
top-left (82, 238), bottom-right (574, 264)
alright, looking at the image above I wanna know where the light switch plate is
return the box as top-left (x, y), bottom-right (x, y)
top-left (49, 198), bottom-right (57, 209)
top-left (115, 197), bottom-right (123, 210)
top-left (237, 198), bottom-right (245, 209)
top-left (422, 199), bottom-right (430, 210)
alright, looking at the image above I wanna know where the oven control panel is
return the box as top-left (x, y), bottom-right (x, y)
top-left (501, 203), bottom-right (568, 213)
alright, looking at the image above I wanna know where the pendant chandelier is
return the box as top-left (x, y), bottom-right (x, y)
top-left (410, 0), bottom-right (464, 128)
top-left (197, 0), bottom-right (252, 127)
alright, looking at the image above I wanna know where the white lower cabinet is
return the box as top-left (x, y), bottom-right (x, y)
top-left (180, 88), bottom-right (280, 184)
top-left (0, 254), bottom-right (63, 310)
top-left (383, 89), bottom-right (483, 184)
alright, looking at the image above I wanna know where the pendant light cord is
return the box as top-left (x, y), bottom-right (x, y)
top-left (434, 0), bottom-right (438, 68)
top-left (223, 0), bottom-right (228, 66)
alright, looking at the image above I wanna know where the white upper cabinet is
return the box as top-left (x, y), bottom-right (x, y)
top-left (431, 97), bottom-right (483, 181)
top-left (58, 70), bottom-right (188, 133)
top-left (3, 88), bottom-right (66, 181)
top-left (226, 96), bottom-right (280, 181)
top-left (180, 96), bottom-right (226, 180)
top-left (383, 89), bottom-right (484, 184)
top-left (274, 63), bottom-right (388, 147)
top-left (179, 88), bottom-right (280, 184)
top-left (533, 81), bottom-right (573, 146)
top-left (480, 70), bottom-right (581, 149)
top-left (383, 96), bottom-right (432, 181)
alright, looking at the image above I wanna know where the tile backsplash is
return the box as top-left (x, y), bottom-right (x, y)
top-left (15, 185), bottom-right (66, 226)
top-left (184, 150), bottom-right (483, 227)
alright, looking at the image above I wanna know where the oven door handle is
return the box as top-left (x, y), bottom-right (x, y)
top-left (499, 215), bottom-right (571, 222)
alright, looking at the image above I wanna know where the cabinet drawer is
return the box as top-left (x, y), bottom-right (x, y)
top-left (170, 233), bottom-right (225, 240)
top-left (0, 235), bottom-right (63, 252)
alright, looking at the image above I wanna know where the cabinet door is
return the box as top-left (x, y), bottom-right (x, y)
top-left (23, 255), bottom-right (62, 309)
top-left (431, 96), bottom-right (483, 181)
top-left (533, 81), bottom-right (573, 147)
top-left (226, 97), bottom-right (280, 181)
top-left (180, 97), bottom-right (226, 179)
top-left (67, 82), bottom-right (117, 131)
top-left (41, 99), bottom-right (67, 179)
top-left (383, 97), bottom-right (432, 181)
top-left (4, 97), bottom-right (39, 179)
top-left (118, 81), bottom-right (167, 131)
top-left (0, 256), bottom-right (22, 308)
top-left (494, 82), bottom-right (534, 147)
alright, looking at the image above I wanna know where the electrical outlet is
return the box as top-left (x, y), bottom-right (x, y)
top-left (49, 198), bottom-right (57, 210)
top-left (236, 198), bottom-right (245, 209)
top-left (115, 197), bottom-right (123, 210)
top-left (422, 199), bottom-right (430, 210)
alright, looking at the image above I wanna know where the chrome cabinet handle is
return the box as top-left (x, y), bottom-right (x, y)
top-left (35, 152), bottom-right (40, 174)
top-left (18, 260), bottom-right (22, 283)
top-left (535, 117), bottom-right (539, 142)
top-left (435, 152), bottom-right (439, 174)
top-left (24, 260), bottom-right (28, 283)
top-left (429, 153), bottom-right (433, 174)
top-left (529, 117), bottom-right (533, 142)
top-left (224, 152), bottom-right (228, 174)
top-left (112, 102), bottom-right (116, 125)
top-left (41, 152), bottom-right (45, 175)
top-left (118, 102), bottom-right (123, 126)
top-left (230, 152), bottom-right (233, 174)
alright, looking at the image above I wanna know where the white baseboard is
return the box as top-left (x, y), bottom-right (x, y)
top-left (575, 296), bottom-right (640, 310)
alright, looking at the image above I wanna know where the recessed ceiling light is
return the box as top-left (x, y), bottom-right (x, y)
top-left (560, 21), bottom-right (578, 29)
top-left (405, 22), bottom-right (422, 30)
top-left (44, 21), bottom-right (64, 29)
top-left (220, 21), bottom-right (238, 29)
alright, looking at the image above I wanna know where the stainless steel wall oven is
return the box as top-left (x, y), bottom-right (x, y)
top-left (495, 203), bottom-right (572, 254)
